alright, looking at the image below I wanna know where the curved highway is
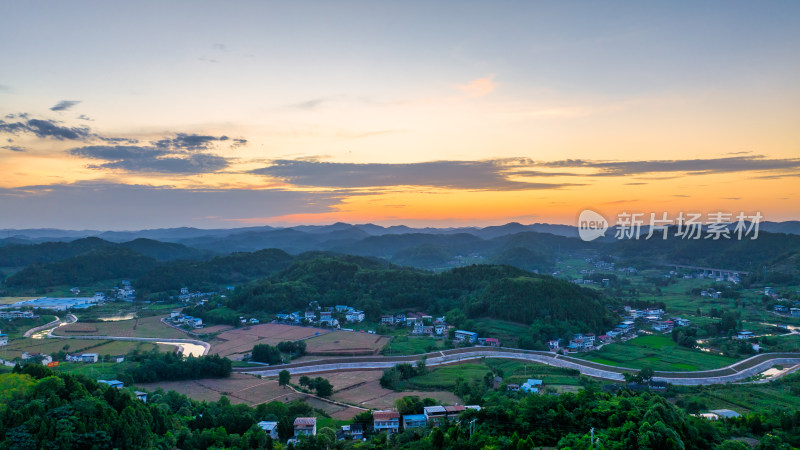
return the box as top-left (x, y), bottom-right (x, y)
top-left (234, 347), bottom-right (800, 385)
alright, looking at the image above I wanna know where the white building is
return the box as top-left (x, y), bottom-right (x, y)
top-left (345, 310), bottom-right (365, 323)
top-left (257, 421), bottom-right (279, 440)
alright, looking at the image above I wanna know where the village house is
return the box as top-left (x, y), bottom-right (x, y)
top-left (774, 305), bottom-right (789, 314)
top-left (598, 334), bottom-right (613, 344)
top-left (521, 379), bottom-right (543, 393)
top-left (402, 414), bottom-right (427, 429)
top-left (293, 417), bottom-right (317, 436)
top-left (304, 311), bottom-right (316, 322)
top-left (674, 318), bottom-right (691, 327)
top-left (507, 383), bottom-right (520, 391)
top-left (135, 391), bottom-right (148, 402)
top-left (380, 315), bottom-right (395, 325)
top-left (434, 324), bottom-right (447, 336)
top-left (424, 405), bottom-right (481, 426)
top-left (0, 310), bottom-right (35, 319)
top-left (345, 310), bottom-right (365, 323)
top-left (319, 311), bottom-right (334, 325)
top-left (791, 308), bottom-right (800, 318)
top-left (99, 379), bottom-right (124, 389)
top-left (249, 318), bottom-right (259, 325)
top-left (335, 305), bottom-right (349, 312)
top-left (67, 353), bottom-right (99, 363)
top-left (112, 355), bottom-right (125, 363)
top-left (548, 339), bottom-right (560, 350)
top-left (411, 321), bottom-right (426, 335)
top-left (0, 334), bottom-right (7, 346)
top-left (395, 313), bottom-right (406, 324)
top-left (276, 312), bottom-right (290, 321)
top-left (340, 423), bottom-right (364, 440)
top-left (257, 421), bottom-right (279, 440)
top-left (372, 410), bottom-right (400, 434)
top-left (736, 331), bottom-right (754, 340)
top-left (454, 330), bottom-right (478, 344)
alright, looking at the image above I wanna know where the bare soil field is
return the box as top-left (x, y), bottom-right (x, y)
top-left (328, 370), bottom-right (460, 409)
top-left (304, 330), bottom-right (390, 356)
top-left (138, 374), bottom-right (303, 405)
top-left (211, 324), bottom-right (330, 358)
top-left (138, 373), bottom-right (360, 419)
top-left (197, 325), bottom-right (233, 334)
top-left (53, 315), bottom-right (186, 339)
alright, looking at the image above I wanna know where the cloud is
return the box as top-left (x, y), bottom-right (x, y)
top-left (540, 155), bottom-right (800, 176)
top-left (289, 98), bottom-right (327, 110)
top-left (0, 84), bottom-right (10, 93)
top-left (252, 159), bottom-right (582, 191)
top-left (1, 145), bottom-right (27, 152)
top-left (50, 100), bottom-right (82, 111)
top-left (0, 181), bottom-right (345, 229)
top-left (77, 114), bottom-right (93, 121)
top-left (212, 43), bottom-right (227, 51)
top-left (70, 144), bottom-right (230, 174)
top-left (457, 75), bottom-right (496, 97)
top-left (0, 118), bottom-right (91, 140)
top-left (154, 133), bottom-right (230, 151)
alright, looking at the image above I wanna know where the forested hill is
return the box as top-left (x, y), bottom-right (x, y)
top-left (227, 254), bottom-right (617, 332)
top-left (0, 236), bottom-right (210, 267)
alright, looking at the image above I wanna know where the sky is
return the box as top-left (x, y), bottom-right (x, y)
top-left (0, 1), bottom-right (798, 230)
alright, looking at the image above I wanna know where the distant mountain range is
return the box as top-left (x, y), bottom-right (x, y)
top-left (2, 220), bottom-right (797, 245)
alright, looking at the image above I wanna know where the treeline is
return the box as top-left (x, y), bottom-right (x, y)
top-left (119, 350), bottom-right (232, 384)
top-left (226, 255), bottom-right (617, 331)
top-left (380, 361), bottom-right (427, 390)
top-left (250, 341), bottom-right (307, 365)
top-left (0, 363), bottom-right (333, 449)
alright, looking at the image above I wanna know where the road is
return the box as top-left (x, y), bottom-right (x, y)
top-left (234, 347), bottom-right (800, 386)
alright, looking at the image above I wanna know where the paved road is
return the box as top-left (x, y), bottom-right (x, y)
top-left (235, 347), bottom-right (800, 385)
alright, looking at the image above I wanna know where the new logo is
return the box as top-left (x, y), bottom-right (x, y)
top-left (578, 210), bottom-right (608, 242)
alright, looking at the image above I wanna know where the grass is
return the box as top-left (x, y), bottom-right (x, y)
top-left (0, 337), bottom-right (173, 360)
top-left (671, 374), bottom-right (800, 414)
top-left (54, 315), bottom-right (187, 339)
top-left (407, 360), bottom-right (585, 390)
top-left (472, 318), bottom-right (530, 347)
top-left (0, 297), bottom-right (37, 305)
top-left (577, 335), bottom-right (738, 371)
top-left (0, 315), bottom-right (57, 339)
top-left (382, 336), bottom-right (444, 355)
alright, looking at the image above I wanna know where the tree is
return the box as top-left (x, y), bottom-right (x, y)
top-left (278, 370), bottom-right (290, 388)
top-left (314, 377), bottom-right (333, 398)
top-left (277, 416), bottom-right (294, 441)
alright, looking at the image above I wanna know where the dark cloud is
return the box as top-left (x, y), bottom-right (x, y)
top-left (0, 182), bottom-right (344, 229)
top-left (70, 145), bottom-right (230, 174)
top-left (155, 133), bottom-right (229, 151)
top-left (77, 114), bottom-right (93, 121)
top-left (539, 156), bottom-right (800, 176)
top-left (0, 118), bottom-right (90, 140)
top-left (5, 113), bottom-right (29, 119)
top-left (1, 145), bottom-right (27, 152)
top-left (50, 100), bottom-right (82, 111)
top-left (252, 160), bottom-right (583, 191)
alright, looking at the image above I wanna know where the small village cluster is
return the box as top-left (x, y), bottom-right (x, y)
top-left (548, 306), bottom-right (692, 353)
top-left (256, 405), bottom-right (483, 443)
top-left (166, 310), bottom-right (204, 329)
top-left (768, 287), bottom-right (800, 317)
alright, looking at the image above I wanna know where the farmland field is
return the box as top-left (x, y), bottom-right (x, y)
top-left (577, 335), bottom-right (738, 371)
top-left (382, 335), bottom-right (443, 355)
top-left (210, 323), bottom-right (330, 358)
top-left (53, 315), bottom-right (187, 339)
top-left (304, 330), bottom-right (390, 356)
top-left (138, 373), bottom-right (363, 419)
top-left (328, 369), bottom-right (461, 409)
top-left (0, 337), bottom-right (173, 359)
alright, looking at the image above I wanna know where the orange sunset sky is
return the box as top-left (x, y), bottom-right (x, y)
top-left (0, 1), bottom-right (798, 230)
